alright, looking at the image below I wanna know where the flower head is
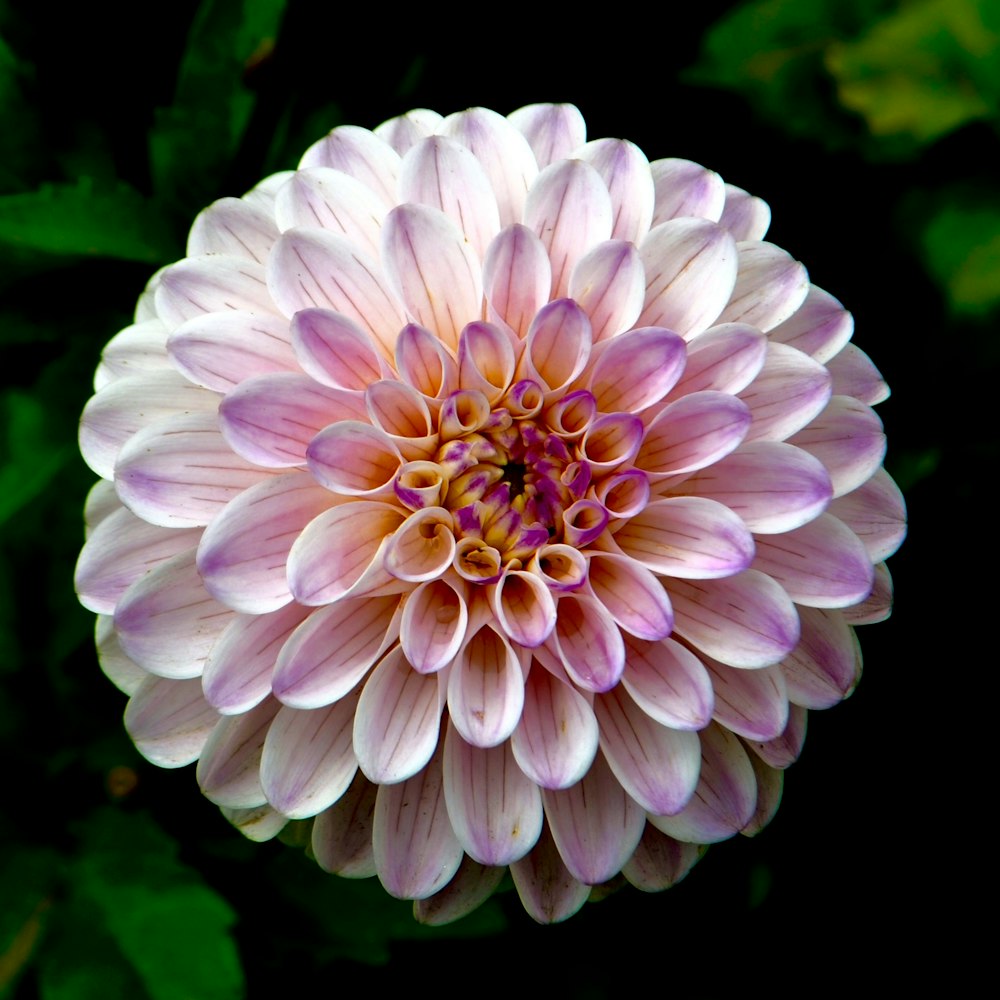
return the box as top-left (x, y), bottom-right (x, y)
top-left (76, 103), bottom-right (905, 924)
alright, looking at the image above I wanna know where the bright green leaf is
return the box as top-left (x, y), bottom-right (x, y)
top-left (826, 0), bottom-right (999, 147)
top-left (0, 178), bottom-right (177, 263)
top-left (72, 809), bottom-right (244, 1000)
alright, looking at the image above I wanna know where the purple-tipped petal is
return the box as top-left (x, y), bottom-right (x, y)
top-left (551, 593), bottom-right (626, 693)
top-left (308, 421), bottom-right (403, 497)
top-left (354, 646), bottom-right (443, 783)
top-left (272, 595), bottom-right (400, 708)
top-left (382, 203), bottom-right (483, 351)
top-left (375, 108), bottom-right (443, 155)
top-left (669, 570), bottom-right (801, 669)
top-left (520, 299), bottom-right (593, 399)
top-left (621, 634), bottom-right (715, 731)
top-left (615, 496), bottom-right (755, 579)
top-left (511, 664), bottom-right (599, 790)
top-left (542, 752), bottom-right (645, 885)
top-left (751, 513), bottom-right (875, 608)
top-left (741, 753), bottom-right (784, 837)
top-left (124, 675), bottom-right (219, 768)
top-left (665, 323), bottom-right (767, 399)
top-left (704, 658), bottom-right (789, 742)
top-left (622, 823), bottom-right (706, 892)
top-left (648, 722), bottom-right (757, 843)
top-left (482, 225), bottom-right (551, 340)
top-left (508, 103), bottom-right (586, 169)
top-left (638, 218), bottom-right (738, 338)
top-left (299, 124), bottom-right (401, 206)
top-left (413, 856), bottom-right (506, 926)
top-left (311, 771), bottom-right (378, 877)
top-left (568, 239), bottom-right (646, 343)
top-left (155, 256), bottom-right (276, 331)
top-left (372, 744), bottom-right (464, 899)
top-left (651, 158), bottom-right (725, 226)
top-left (260, 694), bottom-right (359, 818)
top-left (586, 552), bottom-right (674, 641)
top-left (576, 138), bottom-right (655, 244)
top-left (719, 184), bottom-right (771, 241)
top-left (443, 721), bottom-right (543, 865)
top-left (490, 568), bottom-right (557, 647)
top-left (510, 821), bottom-right (590, 924)
top-left (780, 607), bottom-right (862, 709)
top-left (842, 561), bottom-right (893, 625)
top-left (588, 326), bottom-right (686, 412)
top-left (717, 241), bottom-right (809, 332)
top-left (594, 684), bottom-right (701, 816)
top-left (291, 308), bottom-right (391, 388)
top-left (827, 468), bottom-right (907, 562)
top-left (400, 578), bottom-right (468, 674)
top-left (187, 196), bottom-right (279, 263)
top-left (768, 285), bottom-right (854, 363)
top-left (745, 703), bottom-right (808, 770)
top-left (827, 342), bottom-right (891, 405)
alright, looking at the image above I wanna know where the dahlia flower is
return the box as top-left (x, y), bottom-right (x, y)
top-left (76, 103), bottom-right (905, 924)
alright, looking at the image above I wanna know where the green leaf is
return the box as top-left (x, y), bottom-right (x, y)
top-left (72, 808), bottom-right (245, 1000)
top-left (0, 392), bottom-right (72, 529)
top-left (826, 0), bottom-right (1000, 148)
top-left (921, 201), bottom-right (1000, 315)
top-left (0, 178), bottom-right (177, 263)
top-left (150, 0), bottom-right (289, 209)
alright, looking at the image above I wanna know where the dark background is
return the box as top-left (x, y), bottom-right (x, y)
top-left (1, 0), bottom-right (986, 995)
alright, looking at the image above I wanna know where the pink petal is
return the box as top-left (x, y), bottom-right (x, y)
top-left (490, 568), bottom-right (557, 647)
top-left (457, 321), bottom-right (516, 403)
top-left (638, 219), bottom-right (738, 338)
top-left (738, 342), bottom-right (833, 442)
top-left (670, 440), bottom-right (833, 534)
top-left (221, 805), bottom-right (287, 843)
top-left (196, 697), bottom-right (281, 808)
top-left (542, 752), bottom-right (645, 884)
top-left (299, 124), bottom-right (401, 206)
top-left (384, 507), bottom-right (456, 582)
top-left (511, 664), bottom-right (599, 790)
top-left (96, 615), bottom-right (147, 695)
top-left (740, 753), bottom-right (784, 837)
top-left (400, 135), bottom-right (501, 259)
top-left (372, 744), bottom-right (464, 899)
top-left (273, 167), bottom-right (386, 260)
top-left (442, 107), bottom-right (539, 227)
top-left (595, 470), bottom-right (651, 520)
top-left (308, 421), bottom-right (403, 497)
top-left (84, 480), bottom-right (120, 535)
top-left (381, 203), bottom-right (483, 351)
top-left (665, 323), bottom-right (767, 399)
top-left (568, 240), bottom-right (646, 343)
top-left (394, 322), bottom-right (460, 401)
top-left (354, 645), bottom-right (444, 783)
top-left (413, 856), bottom-right (506, 926)
top-left (519, 299), bottom-right (593, 399)
top-left (374, 108), bottom-right (443, 155)
top-left (510, 821), bottom-right (590, 924)
top-left (124, 675), bottom-right (219, 768)
top-left (615, 496), bottom-right (755, 580)
top-left (267, 228), bottom-right (406, 356)
top-left (80, 370), bottom-right (220, 480)
top-left (187, 196), bottom-right (279, 263)
top-left (827, 468), bottom-right (907, 562)
top-left (286, 501), bottom-right (406, 606)
top-left (636, 391), bottom-right (751, 478)
top-left (745, 703), bottom-right (808, 769)
top-left (651, 158), bottom-right (725, 226)
top-left (622, 823), bottom-right (706, 892)
top-left (719, 184), bottom-right (771, 241)
top-left (669, 570), bottom-right (801, 669)
top-left (291, 308), bottom-right (392, 389)
top-left (311, 771), bottom-right (378, 877)
top-left (482, 224), bottom-right (551, 339)
top-left (448, 624), bottom-right (525, 748)
top-left (364, 378), bottom-right (436, 460)
top-left (400, 578), bottom-right (468, 674)
top-left (507, 103), bottom-right (586, 168)
top-left (219, 372), bottom-right (368, 468)
top-left (443, 721), bottom-right (543, 865)
top-left (75, 506), bottom-right (201, 615)
top-left (551, 593), bottom-right (625, 693)
top-left (271, 595), bottom-right (401, 709)
top-left (579, 413), bottom-right (643, 472)
top-left (751, 513), bottom-right (875, 608)
top-left (197, 472), bottom-right (336, 614)
top-left (586, 552), bottom-right (674, 640)
top-left (827, 342), bottom-right (891, 405)
top-left (588, 326), bottom-right (686, 412)
top-left (201, 603), bottom-right (311, 714)
top-left (576, 138), bottom-right (655, 243)
top-left (648, 722), bottom-right (757, 843)
top-left (94, 319), bottom-right (171, 388)
top-left (155, 256), bottom-right (277, 331)
top-left (594, 684), bottom-right (701, 816)
top-left (621, 634), bottom-right (715, 731)
top-left (787, 396), bottom-right (887, 498)
top-left (523, 158), bottom-right (613, 298)
top-left (717, 241), bottom-right (809, 332)
top-left (114, 548), bottom-right (236, 679)
top-left (842, 561), bottom-right (893, 624)
top-left (704, 658), bottom-right (789, 742)
top-left (768, 284), bottom-right (854, 363)
top-left (780, 607), bottom-right (862, 709)
top-left (168, 311), bottom-right (299, 392)
top-left (260, 694), bottom-right (359, 818)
